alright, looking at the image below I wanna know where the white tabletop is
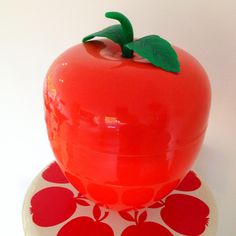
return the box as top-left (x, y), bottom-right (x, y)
top-left (0, 1), bottom-right (235, 235)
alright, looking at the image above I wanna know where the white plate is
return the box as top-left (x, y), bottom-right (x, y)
top-left (23, 162), bottom-right (218, 235)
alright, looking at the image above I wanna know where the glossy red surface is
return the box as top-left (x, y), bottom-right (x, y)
top-left (44, 39), bottom-right (211, 210)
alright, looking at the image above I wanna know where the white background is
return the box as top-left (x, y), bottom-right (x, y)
top-left (0, 0), bottom-right (235, 235)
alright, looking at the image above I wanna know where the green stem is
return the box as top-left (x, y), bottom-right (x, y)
top-left (105, 11), bottom-right (134, 58)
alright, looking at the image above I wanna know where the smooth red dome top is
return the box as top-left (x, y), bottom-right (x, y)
top-left (44, 39), bottom-right (211, 157)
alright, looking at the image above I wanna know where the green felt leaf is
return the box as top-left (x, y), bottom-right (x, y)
top-left (83, 24), bottom-right (124, 46)
top-left (125, 35), bottom-right (180, 72)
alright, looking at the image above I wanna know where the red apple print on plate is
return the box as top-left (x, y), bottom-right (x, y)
top-left (30, 187), bottom-right (90, 227)
top-left (161, 194), bottom-right (209, 235)
top-left (176, 171), bottom-right (201, 191)
top-left (42, 162), bottom-right (69, 184)
top-left (58, 204), bottom-right (114, 236)
top-left (119, 210), bottom-right (173, 236)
